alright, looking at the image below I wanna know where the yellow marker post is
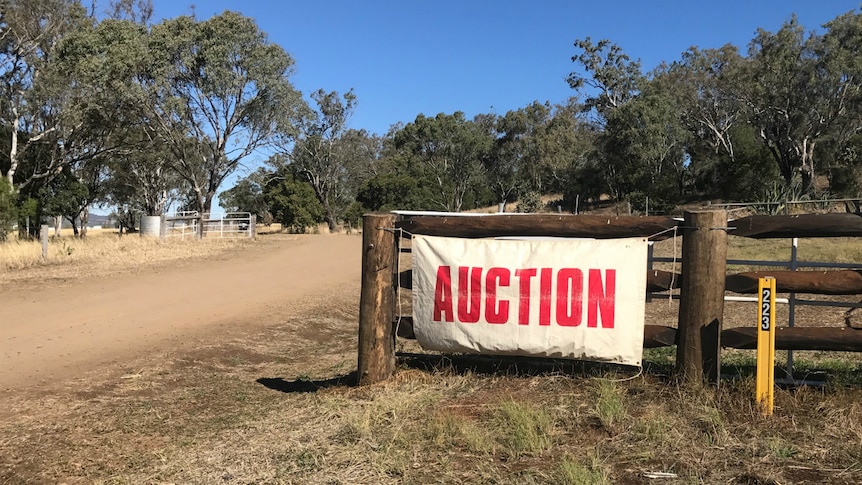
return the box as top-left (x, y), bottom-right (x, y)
top-left (756, 276), bottom-right (777, 416)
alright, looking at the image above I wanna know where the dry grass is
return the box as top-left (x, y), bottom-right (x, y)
top-left (3, 221), bottom-right (862, 483)
top-left (4, 322), bottom-right (861, 484)
top-left (1, 279), bottom-right (860, 484)
top-left (0, 225), bottom-right (285, 285)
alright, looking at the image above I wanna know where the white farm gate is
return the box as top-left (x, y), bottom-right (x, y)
top-left (160, 212), bottom-right (256, 240)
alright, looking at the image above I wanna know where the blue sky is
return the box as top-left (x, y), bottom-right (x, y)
top-left (138, 1), bottom-right (860, 212)
top-left (146, 0), bottom-right (861, 136)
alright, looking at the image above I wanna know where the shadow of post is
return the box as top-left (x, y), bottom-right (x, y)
top-left (256, 371), bottom-right (358, 393)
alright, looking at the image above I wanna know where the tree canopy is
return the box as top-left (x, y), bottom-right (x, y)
top-left (4, 2), bottom-right (862, 239)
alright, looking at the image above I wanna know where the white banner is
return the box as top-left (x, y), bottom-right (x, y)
top-left (412, 235), bottom-right (648, 366)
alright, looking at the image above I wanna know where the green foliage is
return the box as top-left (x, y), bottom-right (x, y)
top-left (7, 4), bottom-right (862, 229)
top-left (599, 87), bottom-right (690, 205)
top-left (0, 179), bottom-right (17, 241)
top-left (393, 112), bottom-right (492, 212)
top-left (357, 174), bottom-right (434, 211)
top-left (516, 190), bottom-right (543, 213)
top-left (342, 201), bottom-right (364, 230)
top-left (753, 175), bottom-right (805, 214)
top-left (1, 0), bottom-right (92, 191)
top-left (18, 198), bottom-right (38, 221)
top-left (688, 124), bottom-right (779, 200)
top-left (14, 197), bottom-right (39, 238)
top-left (219, 169), bottom-right (270, 220)
top-left (146, 11), bottom-right (305, 213)
top-left (285, 91), bottom-right (374, 231)
top-left (39, 171), bottom-right (89, 221)
top-left (568, 37), bottom-right (643, 116)
top-left (265, 174), bottom-right (324, 233)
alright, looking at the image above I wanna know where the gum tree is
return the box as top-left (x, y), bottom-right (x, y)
top-left (145, 11), bottom-right (305, 214)
top-left (0, 0), bottom-right (92, 191)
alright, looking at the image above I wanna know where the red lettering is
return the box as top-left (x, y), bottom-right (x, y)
top-left (556, 268), bottom-right (583, 326)
top-left (457, 266), bottom-right (482, 323)
top-left (484, 267), bottom-right (510, 324)
top-left (433, 266), bottom-right (454, 322)
top-left (433, 265), bottom-right (616, 328)
top-left (539, 268), bottom-right (553, 325)
top-left (514, 268), bottom-right (536, 325)
top-left (588, 269), bottom-right (615, 328)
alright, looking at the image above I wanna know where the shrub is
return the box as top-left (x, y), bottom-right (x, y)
top-left (516, 190), bottom-right (543, 213)
top-left (265, 176), bottom-right (324, 233)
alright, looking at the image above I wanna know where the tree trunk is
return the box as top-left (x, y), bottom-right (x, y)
top-left (54, 216), bottom-right (62, 237)
top-left (203, 190), bottom-right (215, 216)
top-left (68, 216), bottom-right (79, 237)
top-left (79, 207), bottom-right (89, 238)
top-left (326, 215), bottom-right (338, 233)
top-left (6, 114), bottom-right (19, 187)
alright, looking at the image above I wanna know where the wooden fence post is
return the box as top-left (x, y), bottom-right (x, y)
top-left (676, 210), bottom-right (728, 384)
top-left (40, 224), bottom-right (49, 260)
top-left (358, 212), bottom-right (398, 385)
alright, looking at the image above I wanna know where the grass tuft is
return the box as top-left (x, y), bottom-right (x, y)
top-left (495, 400), bottom-right (553, 456)
top-left (558, 454), bottom-right (610, 485)
top-left (591, 378), bottom-right (627, 432)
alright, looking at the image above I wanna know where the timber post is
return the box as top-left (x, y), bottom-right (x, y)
top-left (676, 210), bottom-right (728, 384)
top-left (40, 224), bottom-right (49, 260)
top-left (357, 212), bottom-right (398, 385)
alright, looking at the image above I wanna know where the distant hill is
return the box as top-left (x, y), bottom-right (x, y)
top-left (87, 213), bottom-right (115, 228)
top-left (49, 213), bottom-right (117, 229)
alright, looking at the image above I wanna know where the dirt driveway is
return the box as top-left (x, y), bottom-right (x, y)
top-left (0, 234), bottom-right (362, 392)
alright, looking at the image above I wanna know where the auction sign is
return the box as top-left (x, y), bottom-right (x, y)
top-left (412, 235), bottom-right (648, 366)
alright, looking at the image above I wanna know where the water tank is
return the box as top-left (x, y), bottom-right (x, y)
top-left (140, 215), bottom-right (161, 238)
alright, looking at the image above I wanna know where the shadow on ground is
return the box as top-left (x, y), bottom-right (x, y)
top-left (256, 372), bottom-right (357, 393)
top-left (396, 351), bottom-right (644, 378)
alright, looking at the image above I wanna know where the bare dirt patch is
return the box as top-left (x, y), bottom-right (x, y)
top-left (0, 233), bottom-right (361, 393)
top-left (2, 232), bottom-right (862, 484)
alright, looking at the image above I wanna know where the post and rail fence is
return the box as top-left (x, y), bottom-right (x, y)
top-left (358, 211), bottom-right (862, 386)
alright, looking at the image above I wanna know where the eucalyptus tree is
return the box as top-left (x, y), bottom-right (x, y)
top-left (280, 89), bottom-right (367, 231)
top-left (534, 100), bottom-right (601, 205)
top-left (660, 45), bottom-right (746, 165)
top-left (393, 112), bottom-right (492, 212)
top-left (741, 14), bottom-right (862, 193)
top-left (485, 103), bottom-right (547, 207)
top-left (2, 5), bottom-right (148, 237)
top-left (599, 84), bottom-right (691, 208)
top-left (569, 38), bottom-right (692, 205)
top-left (0, 178), bottom-right (16, 241)
top-left (105, 128), bottom-right (184, 217)
top-left (38, 165), bottom-right (90, 236)
top-left (107, 0), bottom-right (154, 24)
top-left (816, 10), bottom-right (862, 193)
top-left (145, 11), bottom-right (305, 214)
top-left (0, 0), bottom-right (92, 191)
top-left (567, 37), bottom-right (644, 123)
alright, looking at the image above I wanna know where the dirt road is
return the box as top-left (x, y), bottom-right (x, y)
top-left (0, 234), bottom-right (362, 391)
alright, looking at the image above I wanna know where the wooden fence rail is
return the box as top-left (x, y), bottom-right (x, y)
top-left (396, 214), bottom-right (679, 240)
top-left (359, 211), bottom-right (862, 386)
